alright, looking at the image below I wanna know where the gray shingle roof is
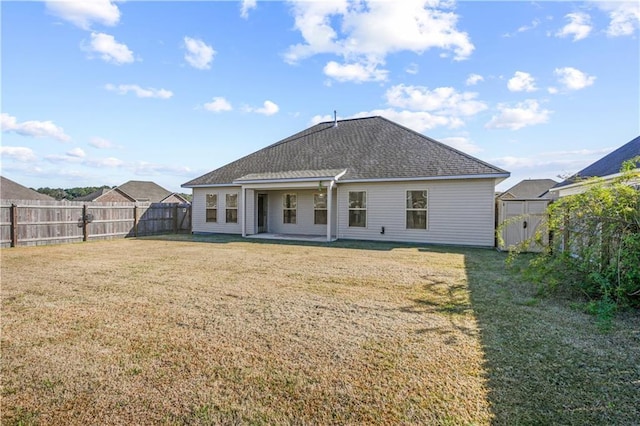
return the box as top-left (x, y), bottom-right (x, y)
top-left (555, 135), bottom-right (640, 188)
top-left (183, 116), bottom-right (509, 187)
top-left (1, 176), bottom-right (55, 201)
top-left (115, 180), bottom-right (173, 202)
top-left (497, 179), bottom-right (558, 200)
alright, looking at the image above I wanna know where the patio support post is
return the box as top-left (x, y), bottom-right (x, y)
top-left (241, 187), bottom-right (246, 237)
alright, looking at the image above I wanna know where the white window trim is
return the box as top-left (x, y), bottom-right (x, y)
top-left (406, 189), bottom-right (428, 230)
top-left (348, 190), bottom-right (367, 228)
top-left (225, 193), bottom-right (239, 224)
top-left (206, 193), bottom-right (218, 223)
top-left (314, 192), bottom-right (328, 225)
top-left (283, 193), bottom-right (297, 224)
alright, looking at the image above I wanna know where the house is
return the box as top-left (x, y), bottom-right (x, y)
top-left (182, 116), bottom-right (510, 246)
top-left (77, 180), bottom-right (189, 204)
top-left (0, 176), bottom-right (55, 201)
top-left (496, 179), bottom-right (558, 252)
top-left (550, 135), bottom-right (640, 198)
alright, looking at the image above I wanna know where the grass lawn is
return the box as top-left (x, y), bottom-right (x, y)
top-left (1, 235), bottom-right (638, 425)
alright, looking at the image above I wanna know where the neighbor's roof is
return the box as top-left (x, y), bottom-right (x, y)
top-left (0, 176), bottom-right (55, 201)
top-left (554, 135), bottom-right (640, 188)
top-left (497, 179), bottom-right (558, 200)
top-left (183, 116), bottom-right (509, 187)
top-left (113, 180), bottom-right (174, 202)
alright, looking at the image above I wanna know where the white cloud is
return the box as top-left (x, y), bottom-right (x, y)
top-left (405, 63), bottom-right (419, 75)
top-left (183, 37), bottom-right (215, 70)
top-left (311, 109), bottom-right (463, 132)
top-left (503, 18), bottom-right (541, 37)
top-left (485, 100), bottom-right (551, 130)
top-left (555, 12), bottom-right (592, 41)
top-left (438, 136), bottom-right (482, 154)
top-left (67, 148), bottom-right (86, 158)
top-left (465, 73), bottom-right (484, 86)
top-left (240, 0), bottom-right (257, 19)
top-left (285, 0), bottom-right (474, 81)
top-left (45, 153), bottom-right (85, 164)
top-left (554, 67), bottom-right (596, 91)
top-left (204, 97), bottom-right (233, 112)
top-left (45, 0), bottom-right (120, 30)
top-left (132, 161), bottom-right (193, 176)
top-left (492, 148), bottom-right (613, 178)
top-left (89, 137), bottom-right (115, 149)
top-left (85, 32), bottom-right (134, 65)
top-left (0, 146), bottom-right (37, 162)
top-left (105, 84), bottom-right (173, 99)
top-left (86, 157), bottom-right (124, 168)
top-left (1, 113), bottom-right (71, 142)
top-left (254, 100), bottom-right (280, 116)
top-left (507, 71), bottom-right (537, 92)
top-left (547, 87), bottom-right (559, 95)
top-left (595, 1), bottom-right (640, 37)
top-left (385, 84), bottom-right (487, 117)
top-left (323, 60), bottom-right (388, 83)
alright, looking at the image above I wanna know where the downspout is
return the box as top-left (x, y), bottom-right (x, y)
top-left (327, 180), bottom-right (335, 242)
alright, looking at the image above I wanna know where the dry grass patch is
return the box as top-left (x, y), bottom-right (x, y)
top-left (3, 235), bottom-right (638, 425)
top-left (2, 237), bottom-right (490, 425)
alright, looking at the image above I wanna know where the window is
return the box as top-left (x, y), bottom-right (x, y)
top-left (206, 194), bottom-right (217, 222)
top-left (314, 193), bottom-right (327, 225)
top-left (348, 191), bottom-right (366, 227)
top-left (283, 193), bottom-right (297, 224)
top-left (406, 190), bottom-right (427, 229)
top-left (226, 193), bottom-right (238, 223)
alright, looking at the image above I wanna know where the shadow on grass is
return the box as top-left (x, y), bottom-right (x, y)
top-left (137, 232), bottom-right (476, 253)
top-left (464, 250), bottom-right (640, 425)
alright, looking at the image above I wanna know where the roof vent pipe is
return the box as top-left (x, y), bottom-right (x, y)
top-left (333, 110), bottom-right (338, 128)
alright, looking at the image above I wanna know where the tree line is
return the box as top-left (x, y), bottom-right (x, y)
top-left (35, 186), bottom-right (114, 200)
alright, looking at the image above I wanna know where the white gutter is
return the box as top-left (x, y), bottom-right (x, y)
top-left (327, 180), bottom-right (335, 242)
top-left (338, 173), bottom-right (510, 183)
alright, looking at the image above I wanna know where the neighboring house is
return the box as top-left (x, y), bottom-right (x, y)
top-left (496, 179), bottom-right (558, 252)
top-left (182, 116), bottom-right (510, 246)
top-left (550, 135), bottom-right (640, 198)
top-left (77, 180), bottom-right (190, 203)
top-left (496, 178), bottom-right (558, 201)
top-left (0, 176), bottom-right (55, 201)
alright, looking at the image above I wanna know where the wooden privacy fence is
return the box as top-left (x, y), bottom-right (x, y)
top-left (0, 200), bottom-right (191, 248)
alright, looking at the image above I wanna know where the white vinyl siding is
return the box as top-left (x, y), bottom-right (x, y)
top-left (337, 179), bottom-right (496, 246)
top-left (266, 190), bottom-right (334, 236)
top-left (191, 187), bottom-right (243, 234)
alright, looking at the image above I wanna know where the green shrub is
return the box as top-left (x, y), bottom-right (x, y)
top-left (513, 156), bottom-right (640, 313)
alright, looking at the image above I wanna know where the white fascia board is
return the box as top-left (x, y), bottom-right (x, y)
top-left (338, 173), bottom-right (510, 184)
top-left (239, 180), bottom-right (334, 190)
top-left (182, 183), bottom-right (241, 189)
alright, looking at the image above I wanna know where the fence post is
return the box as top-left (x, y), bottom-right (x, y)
top-left (133, 205), bottom-right (139, 237)
top-left (82, 204), bottom-right (89, 241)
top-left (173, 204), bottom-right (178, 234)
top-left (10, 204), bottom-right (18, 247)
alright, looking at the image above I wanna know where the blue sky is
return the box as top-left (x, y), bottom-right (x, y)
top-left (2, 0), bottom-right (639, 193)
